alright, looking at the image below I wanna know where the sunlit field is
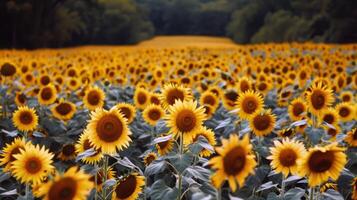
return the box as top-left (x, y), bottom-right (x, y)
top-left (0, 36), bottom-right (356, 200)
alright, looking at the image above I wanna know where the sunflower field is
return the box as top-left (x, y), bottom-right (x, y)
top-left (0, 40), bottom-right (356, 200)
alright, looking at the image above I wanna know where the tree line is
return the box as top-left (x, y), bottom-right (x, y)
top-left (0, 0), bottom-right (356, 49)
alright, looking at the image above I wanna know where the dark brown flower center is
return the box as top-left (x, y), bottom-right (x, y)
top-left (55, 103), bottom-right (72, 116)
top-left (223, 146), bottom-right (246, 175)
top-left (41, 87), bottom-right (53, 101)
top-left (0, 63), bottom-right (16, 76)
top-left (118, 107), bottom-right (132, 120)
top-left (242, 97), bottom-right (258, 114)
top-left (308, 150), bottom-right (334, 173)
top-left (25, 157), bottom-right (42, 174)
top-left (19, 111), bottom-right (34, 125)
top-left (115, 175), bottom-right (137, 199)
top-left (279, 148), bottom-right (297, 167)
top-left (310, 90), bottom-right (326, 110)
top-left (292, 103), bottom-right (304, 117)
top-left (323, 114), bottom-right (335, 124)
top-left (253, 114), bottom-right (271, 131)
top-left (137, 92), bottom-right (147, 105)
top-left (96, 114), bottom-right (123, 142)
top-left (62, 144), bottom-right (75, 156)
top-left (176, 109), bottom-right (196, 132)
top-left (48, 177), bottom-right (77, 200)
top-left (339, 107), bottom-right (350, 117)
top-left (87, 91), bottom-right (100, 105)
top-left (148, 109), bottom-right (161, 121)
top-left (167, 89), bottom-right (184, 105)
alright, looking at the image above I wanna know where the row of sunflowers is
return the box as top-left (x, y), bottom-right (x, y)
top-left (0, 43), bottom-right (356, 200)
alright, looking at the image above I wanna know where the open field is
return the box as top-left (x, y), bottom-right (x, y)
top-left (0, 36), bottom-right (356, 200)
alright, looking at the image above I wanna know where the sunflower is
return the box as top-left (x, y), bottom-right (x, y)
top-left (305, 81), bottom-right (334, 115)
top-left (87, 107), bottom-right (132, 154)
top-left (267, 138), bottom-right (306, 177)
top-left (237, 77), bottom-right (252, 93)
top-left (134, 87), bottom-right (150, 110)
top-left (340, 91), bottom-right (353, 103)
top-left (38, 84), bottom-right (57, 105)
top-left (202, 104), bottom-right (215, 119)
top-left (155, 134), bottom-right (174, 156)
top-left (222, 88), bottom-right (239, 110)
top-left (58, 144), bottom-right (77, 161)
top-left (142, 104), bottom-right (165, 126)
top-left (236, 90), bottom-right (264, 120)
top-left (288, 98), bottom-right (307, 121)
top-left (209, 134), bottom-right (256, 192)
top-left (0, 62), bottom-right (17, 77)
top-left (89, 167), bottom-right (115, 191)
top-left (51, 100), bottom-right (76, 121)
top-left (320, 182), bottom-right (337, 193)
top-left (112, 173), bottom-right (145, 200)
top-left (159, 83), bottom-right (192, 109)
top-left (345, 128), bottom-right (357, 147)
top-left (335, 102), bottom-right (354, 122)
top-left (12, 106), bottom-right (38, 132)
top-left (165, 100), bottom-right (206, 143)
top-left (149, 93), bottom-right (161, 105)
top-left (114, 103), bottom-right (136, 124)
top-left (324, 125), bottom-right (341, 140)
top-left (187, 126), bottom-right (216, 157)
top-left (277, 128), bottom-right (295, 138)
top-left (352, 177), bottom-right (357, 200)
top-left (83, 86), bottom-right (105, 111)
top-left (15, 92), bottom-right (27, 107)
top-left (38, 167), bottom-right (93, 200)
top-left (199, 91), bottom-right (219, 110)
top-left (318, 107), bottom-right (339, 126)
top-left (0, 137), bottom-right (28, 172)
top-left (143, 152), bottom-right (158, 166)
top-left (75, 131), bottom-right (103, 164)
top-left (249, 109), bottom-right (276, 137)
top-left (298, 143), bottom-right (347, 187)
top-left (11, 144), bottom-right (54, 184)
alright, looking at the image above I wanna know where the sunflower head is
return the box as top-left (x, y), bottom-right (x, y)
top-left (38, 84), bottom-right (57, 105)
top-left (58, 144), bottom-right (77, 161)
top-left (305, 81), bottom-right (334, 115)
top-left (209, 134), bottom-right (256, 192)
top-left (199, 91), bottom-right (219, 110)
top-left (249, 109), bottom-right (276, 137)
top-left (112, 173), bottom-right (145, 200)
top-left (155, 134), bottom-right (174, 156)
top-left (345, 128), bottom-right (357, 147)
top-left (11, 144), bottom-right (54, 184)
top-left (12, 106), bottom-right (38, 132)
top-left (15, 92), bottom-right (27, 107)
top-left (51, 100), bottom-right (76, 121)
top-left (143, 104), bottom-right (165, 126)
top-left (267, 138), bottom-right (306, 177)
top-left (335, 102), bottom-right (354, 122)
top-left (75, 131), bottom-right (103, 164)
top-left (38, 167), bottom-right (93, 200)
top-left (114, 102), bottom-right (136, 124)
top-left (288, 98), bottom-right (307, 121)
top-left (165, 100), bottom-right (206, 143)
top-left (144, 152), bottom-right (158, 166)
top-left (159, 83), bottom-right (193, 109)
top-left (298, 143), bottom-right (347, 187)
top-left (0, 62), bottom-right (17, 77)
top-left (134, 87), bottom-right (150, 110)
top-left (236, 90), bottom-right (264, 120)
top-left (188, 127), bottom-right (216, 157)
top-left (0, 137), bottom-right (28, 172)
top-left (83, 86), bottom-right (105, 111)
top-left (87, 107), bottom-right (132, 154)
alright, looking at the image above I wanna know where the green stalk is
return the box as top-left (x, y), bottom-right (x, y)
top-left (309, 187), bottom-right (314, 200)
top-left (280, 174), bottom-right (285, 198)
top-left (101, 156), bottom-right (109, 199)
top-left (216, 187), bottom-right (222, 200)
top-left (94, 163), bottom-right (98, 200)
top-left (177, 133), bottom-right (183, 200)
top-left (25, 183), bottom-right (30, 200)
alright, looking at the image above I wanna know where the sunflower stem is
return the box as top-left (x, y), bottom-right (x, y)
top-left (309, 187), bottom-right (315, 200)
top-left (177, 133), bottom-right (183, 200)
top-left (101, 155), bottom-right (109, 199)
top-left (216, 186), bottom-right (222, 200)
top-left (94, 163), bottom-right (98, 200)
top-left (280, 174), bottom-right (285, 198)
top-left (25, 183), bottom-right (30, 200)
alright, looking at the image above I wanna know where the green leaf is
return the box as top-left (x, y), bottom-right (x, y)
top-left (256, 181), bottom-right (278, 193)
top-left (284, 188), bottom-right (305, 200)
top-left (150, 180), bottom-right (179, 200)
top-left (183, 166), bottom-right (210, 181)
top-left (169, 153), bottom-right (193, 173)
top-left (322, 189), bottom-right (344, 200)
top-left (283, 175), bottom-right (303, 186)
top-left (144, 160), bottom-right (167, 176)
